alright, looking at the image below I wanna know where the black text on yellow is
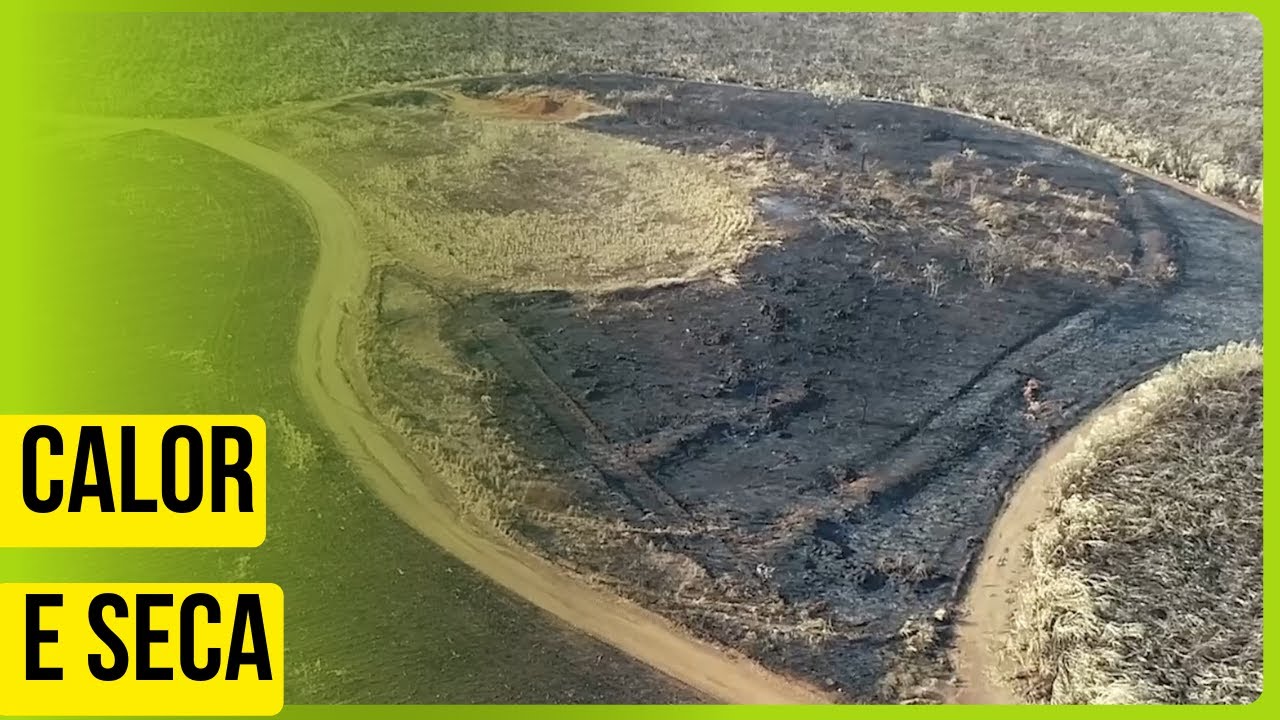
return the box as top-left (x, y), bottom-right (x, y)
top-left (25, 592), bottom-right (273, 682)
top-left (21, 424), bottom-right (255, 513)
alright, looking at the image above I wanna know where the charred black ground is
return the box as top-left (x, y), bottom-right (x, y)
top-left (371, 75), bottom-right (1261, 700)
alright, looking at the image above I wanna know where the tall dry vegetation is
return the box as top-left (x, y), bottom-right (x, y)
top-left (46, 13), bottom-right (1262, 207)
top-left (1001, 342), bottom-right (1262, 704)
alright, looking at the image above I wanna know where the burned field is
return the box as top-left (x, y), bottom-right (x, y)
top-left (364, 75), bottom-right (1261, 701)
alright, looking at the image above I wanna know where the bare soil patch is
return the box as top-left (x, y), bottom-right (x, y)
top-left (443, 86), bottom-right (618, 123)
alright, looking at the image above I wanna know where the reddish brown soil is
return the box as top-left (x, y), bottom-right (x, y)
top-left (444, 87), bottom-right (616, 122)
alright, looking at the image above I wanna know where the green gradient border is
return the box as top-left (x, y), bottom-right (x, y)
top-left (1, 3), bottom-right (1271, 715)
top-left (12, 3), bottom-right (1272, 12)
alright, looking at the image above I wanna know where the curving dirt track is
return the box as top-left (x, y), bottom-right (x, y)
top-left (948, 390), bottom-right (1132, 704)
top-left (147, 119), bottom-right (830, 705)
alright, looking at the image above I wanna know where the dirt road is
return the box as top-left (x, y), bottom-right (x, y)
top-left (948, 389), bottom-right (1136, 704)
top-left (144, 119), bottom-right (828, 704)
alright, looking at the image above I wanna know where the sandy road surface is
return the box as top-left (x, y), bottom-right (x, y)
top-left (948, 391), bottom-right (1136, 704)
top-left (122, 118), bottom-right (828, 704)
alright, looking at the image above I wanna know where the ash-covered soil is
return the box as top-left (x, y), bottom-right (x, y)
top-left (378, 75), bottom-right (1261, 700)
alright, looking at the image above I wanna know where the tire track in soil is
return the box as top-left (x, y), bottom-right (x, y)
top-left (468, 305), bottom-right (693, 523)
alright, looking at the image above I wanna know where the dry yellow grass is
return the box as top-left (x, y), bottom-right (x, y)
top-left (236, 95), bottom-right (766, 293)
top-left (48, 14), bottom-right (1262, 208)
top-left (1001, 342), bottom-right (1262, 704)
top-left (352, 274), bottom-right (533, 534)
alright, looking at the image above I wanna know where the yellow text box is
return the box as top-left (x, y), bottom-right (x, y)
top-left (0, 583), bottom-right (283, 716)
top-left (0, 415), bottom-right (266, 547)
